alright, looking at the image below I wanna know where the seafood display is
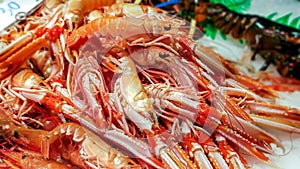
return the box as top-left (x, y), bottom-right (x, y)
top-left (0, 0), bottom-right (300, 168)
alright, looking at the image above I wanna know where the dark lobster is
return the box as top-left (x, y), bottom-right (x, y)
top-left (194, 2), bottom-right (300, 80)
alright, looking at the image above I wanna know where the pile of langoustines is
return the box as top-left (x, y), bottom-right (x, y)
top-left (0, 1), bottom-right (299, 168)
